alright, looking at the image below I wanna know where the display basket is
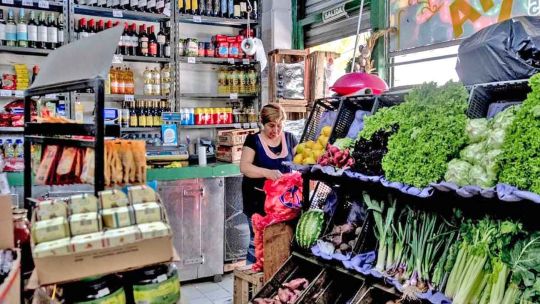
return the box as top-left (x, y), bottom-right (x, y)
top-left (467, 79), bottom-right (530, 118)
top-left (373, 89), bottom-right (408, 112)
top-left (297, 268), bottom-right (365, 304)
top-left (250, 254), bottom-right (325, 302)
top-left (328, 95), bottom-right (377, 144)
top-left (299, 97), bottom-right (342, 143)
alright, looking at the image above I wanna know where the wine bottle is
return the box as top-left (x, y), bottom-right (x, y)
top-left (156, 23), bottom-right (166, 57)
top-left (37, 12), bottom-right (47, 48)
top-left (16, 8), bottom-right (28, 48)
top-left (0, 10), bottom-right (6, 46)
top-left (120, 22), bottom-right (129, 55)
top-left (46, 12), bottom-right (57, 49)
top-left (138, 24), bottom-right (148, 56)
top-left (56, 13), bottom-right (64, 48)
top-left (220, 0), bottom-right (227, 17)
top-left (27, 11), bottom-right (37, 48)
top-left (5, 9), bottom-right (16, 47)
top-left (148, 25), bottom-right (158, 57)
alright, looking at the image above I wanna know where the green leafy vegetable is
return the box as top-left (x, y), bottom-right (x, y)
top-left (466, 118), bottom-right (489, 143)
top-left (445, 159), bottom-right (473, 186)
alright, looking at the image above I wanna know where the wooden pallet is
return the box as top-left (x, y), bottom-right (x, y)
top-left (233, 265), bottom-right (264, 304)
top-left (263, 222), bottom-right (294, 282)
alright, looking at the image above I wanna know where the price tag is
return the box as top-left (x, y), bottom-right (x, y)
top-left (22, 0), bottom-right (33, 6)
top-left (0, 90), bottom-right (12, 97)
top-left (233, 123), bottom-right (242, 129)
top-left (250, 122), bottom-right (258, 129)
top-left (193, 15), bottom-right (202, 23)
top-left (38, 0), bottom-right (49, 9)
top-left (243, 123), bottom-right (250, 129)
top-left (163, 2), bottom-right (171, 16)
top-left (227, 58), bottom-right (235, 64)
top-left (187, 57), bottom-right (196, 64)
top-left (14, 90), bottom-right (24, 97)
top-left (242, 59), bottom-right (250, 65)
top-left (112, 54), bottom-right (123, 64)
top-left (1, 0), bottom-right (14, 5)
top-left (45, 94), bottom-right (57, 99)
top-left (124, 95), bottom-right (134, 102)
top-left (112, 10), bottom-right (123, 18)
top-left (229, 93), bottom-right (238, 100)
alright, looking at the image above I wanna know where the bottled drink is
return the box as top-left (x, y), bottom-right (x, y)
top-left (184, 0), bottom-right (192, 14)
top-left (126, 67), bottom-right (134, 94)
top-left (88, 0), bottom-right (98, 6)
top-left (5, 9), bottom-right (16, 47)
top-left (37, 12), bottom-right (47, 48)
top-left (15, 139), bottom-right (23, 158)
top-left (138, 101), bottom-right (146, 127)
top-left (252, 0), bottom-right (258, 19)
top-left (16, 8), bottom-right (28, 48)
top-left (56, 13), bottom-right (64, 48)
top-left (120, 22), bottom-right (129, 55)
top-left (147, 0), bottom-right (156, 13)
top-left (46, 13), bottom-right (57, 49)
top-left (233, 0), bottom-right (241, 18)
top-left (98, 0), bottom-right (107, 7)
top-left (129, 23), bottom-right (138, 56)
top-left (153, 100), bottom-right (161, 126)
top-left (117, 67), bottom-right (126, 94)
top-left (161, 64), bottom-right (171, 95)
top-left (129, 101), bottom-right (138, 127)
top-left (156, 0), bottom-right (165, 13)
top-left (196, 0), bottom-right (205, 15)
top-left (138, 24), bottom-right (149, 56)
top-left (105, 20), bottom-right (113, 29)
top-left (156, 23), bottom-right (166, 57)
top-left (240, 0), bottom-right (247, 18)
top-left (110, 67), bottom-right (118, 94)
top-left (220, 0), bottom-right (227, 17)
top-left (138, 0), bottom-right (148, 12)
top-left (227, 0), bottom-right (234, 18)
top-left (78, 18), bottom-right (88, 39)
top-left (130, 0), bottom-right (138, 11)
top-left (87, 19), bottom-right (96, 37)
top-left (97, 19), bottom-right (104, 33)
top-left (120, 0), bottom-right (130, 9)
top-left (148, 25), bottom-right (158, 57)
top-left (191, 0), bottom-right (198, 15)
top-left (151, 67), bottom-right (160, 95)
top-left (143, 67), bottom-right (152, 95)
top-left (4, 139), bottom-right (14, 159)
top-left (0, 10), bottom-right (6, 46)
top-left (212, 0), bottom-right (219, 16)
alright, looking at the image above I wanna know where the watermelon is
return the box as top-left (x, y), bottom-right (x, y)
top-left (295, 209), bottom-right (325, 249)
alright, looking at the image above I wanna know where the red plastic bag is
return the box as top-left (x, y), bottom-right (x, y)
top-left (251, 172), bottom-right (303, 271)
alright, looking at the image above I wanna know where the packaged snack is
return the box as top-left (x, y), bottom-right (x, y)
top-left (33, 238), bottom-right (71, 258)
top-left (70, 194), bottom-right (99, 214)
top-left (137, 222), bottom-right (171, 239)
top-left (128, 185), bottom-right (157, 205)
top-left (32, 217), bottom-right (69, 244)
top-left (102, 207), bottom-right (134, 228)
top-left (104, 226), bottom-right (141, 247)
top-left (69, 213), bottom-right (102, 236)
top-left (70, 232), bottom-right (106, 253)
top-left (133, 203), bottom-right (163, 224)
top-left (34, 199), bottom-right (68, 221)
top-left (99, 189), bottom-right (129, 209)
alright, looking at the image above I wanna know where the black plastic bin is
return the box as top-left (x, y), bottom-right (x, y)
top-left (467, 79), bottom-right (530, 119)
top-left (300, 97), bottom-right (342, 143)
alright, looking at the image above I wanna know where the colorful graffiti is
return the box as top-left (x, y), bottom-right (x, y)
top-left (389, 0), bottom-right (530, 51)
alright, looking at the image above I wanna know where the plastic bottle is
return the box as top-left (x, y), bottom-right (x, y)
top-left (4, 139), bottom-right (14, 159)
top-left (15, 139), bottom-right (23, 158)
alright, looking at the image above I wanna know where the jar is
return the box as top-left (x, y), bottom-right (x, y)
top-left (185, 38), bottom-right (199, 57)
top-left (124, 263), bottom-right (180, 304)
top-left (13, 209), bottom-right (30, 248)
top-left (177, 39), bottom-right (185, 56)
top-left (205, 42), bottom-right (214, 57)
top-left (63, 275), bottom-right (126, 304)
top-left (198, 42), bottom-right (206, 57)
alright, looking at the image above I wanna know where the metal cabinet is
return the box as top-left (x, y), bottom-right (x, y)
top-left (158, 178), bottom-right (225, 282)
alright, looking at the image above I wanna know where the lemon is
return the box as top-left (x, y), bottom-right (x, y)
top-left (321, 126), bottom-right (332, 137)
top-left (303, 148), bottom-right (312, 158)
top-left (305, 140), bottom-right (315, 149)
top-left (296, 143), bottom-right (306, 155)
top-left (318, 135), bottom-right (329, 147)
top-left (293, 154), bottom-right (303, 164)
top-left (313, 150), bottom-right (324, 160)
top-left (303, 157), bottom-right (316, 165)
top-left (312, 142), bottom-right (324, 151)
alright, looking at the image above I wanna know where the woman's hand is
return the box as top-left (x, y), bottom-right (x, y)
top-left (265, 169), bottom-right (283, 181)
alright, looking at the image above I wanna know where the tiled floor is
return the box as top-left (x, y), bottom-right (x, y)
top-left (181, 274), bottom-right (234, 304)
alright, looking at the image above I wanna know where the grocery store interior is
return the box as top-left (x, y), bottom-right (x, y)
top-left (1, 0), bottom-right (540, 303)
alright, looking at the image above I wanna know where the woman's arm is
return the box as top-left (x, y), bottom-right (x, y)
top-left (240, 146), bottom-right (282, 180)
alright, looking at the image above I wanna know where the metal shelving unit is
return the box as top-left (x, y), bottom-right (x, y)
top-left (177, 13), bottom-right (257, 27)
top-left (180, 123), bottom-right (258, 129)
top-left (0, 0), bottom-right (64, 12)
top-left (179, 93), bottom-right (258, 99)
top-left (178, 56), bottom-right (257, 65)
top-left (122, 55), bottom-right (171, 63)
top-left (0, 45), bottom-right (52, 56)
top-left (0, 127), bottom-right (24, 133)
top-left (73, 4), bottom-right (170, 21)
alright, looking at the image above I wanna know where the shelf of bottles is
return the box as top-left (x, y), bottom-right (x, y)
top-left (176, 0), bottom-right (258, 27)
top-left (0, 0), bottom-right (64, 12)
top-left (73, 1), bottom-right (171, 22)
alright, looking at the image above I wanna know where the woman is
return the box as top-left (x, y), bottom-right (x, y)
top-left (240, 104), bottom-right (298, 264)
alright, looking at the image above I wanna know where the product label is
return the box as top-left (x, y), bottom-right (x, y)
top-left (133, 272), bottom-right (180, 304)
top-left (6, 24), bottom-right (16, 41)
top-left (47, 27), bottom-right (57, 43)
top-left (157, 35), bottom-right (165, 44)
top-left (164, 45), bottom-right (170, 57)
top-left (16, 24), bottom-right (27, 41)
top-left (57, 29), bottom-right (64, 43)
top-left (121, 0), bottom-right (129, 5)
top-left (147, 0), bottom-right (155, 8)
top-left (130, 0), bottom-right (137, 6)
top-left (76, 287), bottom-right (126, 304)
top-left (156, 0), bottom-right (164, 8)
top-left (98, 0), bottom-right (106, 5)
top-left (37, 25), bottom-right (47, 42)
top-left (138, 0), bottom-right (147, 8)
top-left (27, 24), bottom-right (37, 41)
top-left (149, 42), bottom-right (157, 55)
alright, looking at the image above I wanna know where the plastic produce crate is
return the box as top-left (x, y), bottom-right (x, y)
top-left (373, 90), bottom-right (408, 111)
top-left (467, 79), bottom-right (530, 118)
top-left (251, 255), bottom-right (324, 302)
top-left (328, 96), bottom-right (377, 144)
top-left (299, 97), bottom-right (342, 143)
top-left (299, 269), bottom-right (365, 304)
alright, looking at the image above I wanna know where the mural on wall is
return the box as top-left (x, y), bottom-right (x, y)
top-left (389, 0), bottom-right (531, 51)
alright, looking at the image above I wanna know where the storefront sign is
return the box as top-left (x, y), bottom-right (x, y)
top-left (389, 0), bottom-right (529, 52)
top-left (322, 4), bottom-right (348, 24)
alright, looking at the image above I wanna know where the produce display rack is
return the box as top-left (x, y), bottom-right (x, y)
top-left (466, 79), bottom-right (530, 118)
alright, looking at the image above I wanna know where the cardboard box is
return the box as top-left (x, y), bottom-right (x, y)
top-left (0, 249), bottom-right (21, 304)
top-left (33, 236), bottom-right (174, 285)
top-left (0, 195), bottom-right (14, 249)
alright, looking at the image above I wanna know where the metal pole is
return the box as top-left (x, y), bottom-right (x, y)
top-left (350, 0), bottom-right (366, 73)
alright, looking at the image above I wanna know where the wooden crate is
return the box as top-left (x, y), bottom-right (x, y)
top-left (216, 145), bottom-right (243, 163)
top-left (217, 128), bottom-right (258, 146)
top-left (307, 51), bottom-right (340, 108)
top-left (233, 265), bottom-right (264, 304)
top-left (263, 222), bottom-right (294, 282)
top-left (268, 49), bottom-right (309, 112)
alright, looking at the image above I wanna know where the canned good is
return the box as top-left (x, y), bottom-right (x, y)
top-left (205, 42), bottom-right (215, 57)
top-left (177, 38), bottom-right (185, 56)
top-left (121, 109), bottom-right (130, 128)
top-left (198, 42), bottom-right (206, 57)
top-left (185, 38), bottom-right (199, 57)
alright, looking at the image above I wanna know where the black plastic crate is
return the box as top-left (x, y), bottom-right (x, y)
top-left (467, 79), bottom-right (530, 118)
top-left (328, 95), bottom-right (377, 144)
top-left (300, 97), bottom-right (342, 143)
top-left (251, 255), bottom-right (325, 301)
top-left (299, 268), bottom-right (365, 304)
top-left (374, 90), bottom-right (408, 111)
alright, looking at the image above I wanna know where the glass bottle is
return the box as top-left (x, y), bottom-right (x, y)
top-left (56, 13), bottom-right (64, 48)
top-left (143, 67), bottom-right (152, 95)
top-left (5, 9), bottom-right (16, 47)
top-left (129, 101), bottom-right (138, 127)
top-left (156, 23), bottom-right (166, 58)
top-left (138, 101), bottom-right (146, 127)
top-left (138, 0), bottom-right (148, 12)
top-left (46, 12), bottom-right (57, 49)
top-left (16, 8), bottom-right (28, 48)
top-left (0, 10), bottom-right (6, 46)
top-left (138, 24), bottom-right (149, 56)
top-left (151, 67), bottom-right (161, 96)
top-left (117, 67), bottom-right (126, 94)
top-left (120, 22), bottom-right (129, 55)
top-left (160, 64), bottom-right (171, 95)
top-left (148, 25), bottom-right (158, 57)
